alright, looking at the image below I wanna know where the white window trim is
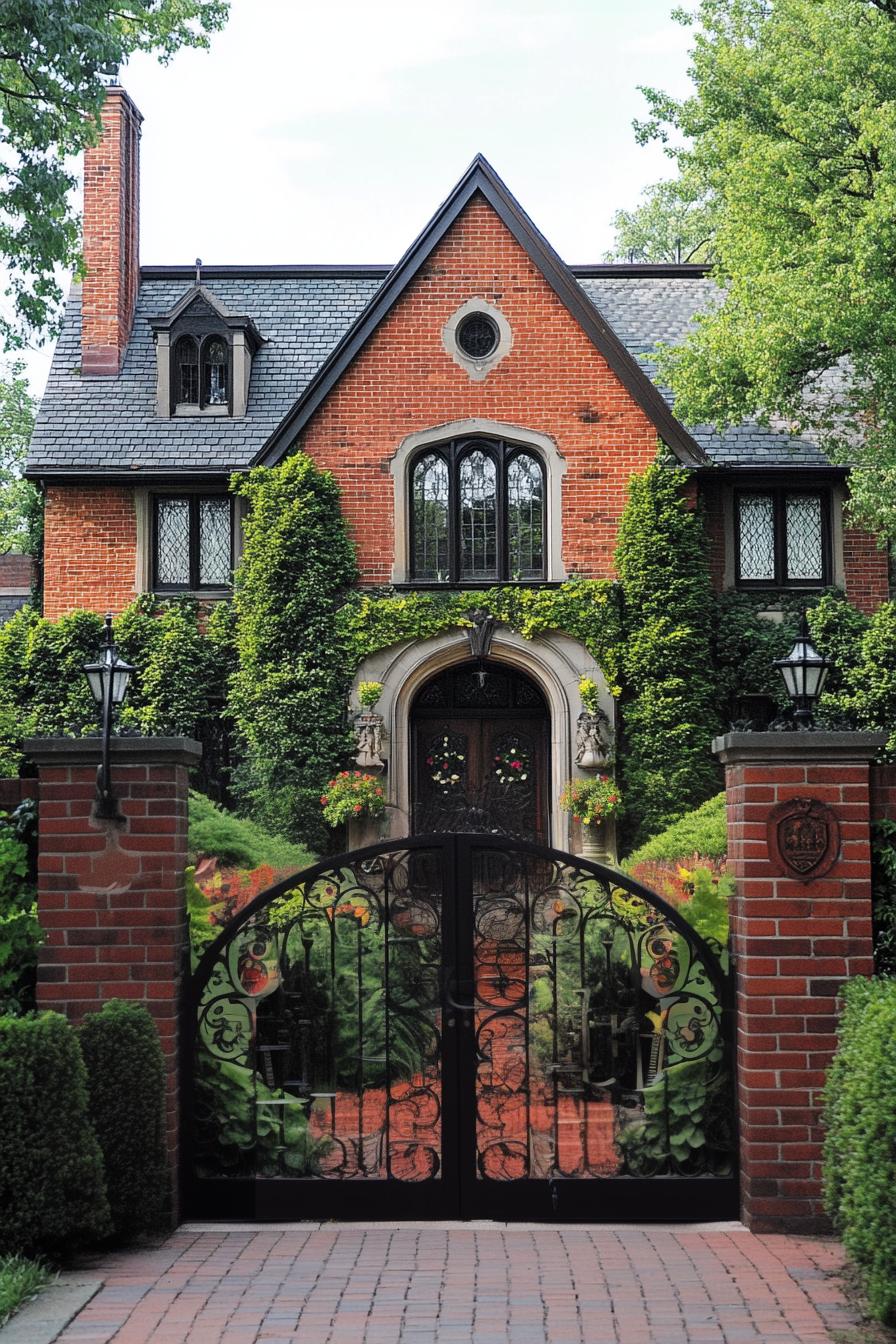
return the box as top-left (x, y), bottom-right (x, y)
top-left (388, 418), bottom-right (567, 584)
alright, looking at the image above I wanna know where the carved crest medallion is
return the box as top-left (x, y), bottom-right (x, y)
top-left (767, 796), bottom-right (840, 883)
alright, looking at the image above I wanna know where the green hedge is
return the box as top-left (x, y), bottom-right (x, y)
top-left (188, 791), bottom-right (313, 872)
top-left (624, 792), bottom-right (728, 865)
top-left (0, 1013), bottom-right (110, 1255)
top-left (823, 977), bottom-right (896, 1324)
top-left (0, 800), bottom-right (39, 1015)
top-left (0, 596), bottom-right (233, 777)
top-left (80, 1001), bottom-right (167, 1240)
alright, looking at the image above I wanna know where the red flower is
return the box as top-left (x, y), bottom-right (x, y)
top-left (353, 803), bottom-right (362, 813)
top-left (511, 760), bottom-right (521, 769)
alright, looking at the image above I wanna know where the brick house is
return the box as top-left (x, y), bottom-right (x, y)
top-left (25, 84), bottom-right (889, 854)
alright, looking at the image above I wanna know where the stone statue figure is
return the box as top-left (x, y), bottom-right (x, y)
top-left (355, 714), bottom-right (386, 772)
top-left (575, 709), bottom-right (609, 771)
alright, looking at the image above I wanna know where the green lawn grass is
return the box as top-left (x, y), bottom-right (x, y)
top-left (0, 1255), bottom-right (50, 1326)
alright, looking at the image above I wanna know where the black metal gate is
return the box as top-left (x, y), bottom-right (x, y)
top-left (185, 835), bottom-right (736, 1221)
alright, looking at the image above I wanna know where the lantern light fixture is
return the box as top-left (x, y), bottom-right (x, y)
top-left (773, 612), bottom-right (832, 729)
top-left (83, 613), bottom-right (134, 819)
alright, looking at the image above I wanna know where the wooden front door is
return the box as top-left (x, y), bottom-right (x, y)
top-left (411, 661), bottom-right (549, 841)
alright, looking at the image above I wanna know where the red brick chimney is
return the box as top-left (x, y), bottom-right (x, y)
top-left (81, 86), bottom-right (143, 376)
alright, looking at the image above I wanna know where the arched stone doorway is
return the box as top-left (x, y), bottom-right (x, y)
top-left (410, 660), bottom-right (550, 840)
top-left (348, 624), bottom-right (616, 856)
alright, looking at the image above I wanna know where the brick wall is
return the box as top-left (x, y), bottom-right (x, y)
top-left (870, 762), bottom-right (896, 822)
top-left (43, 485), bottom-right (136, 619)
top-left (300, 196), bottom-right (662, 584)
top-left (700, 480), bottom-right (727, 592)
top-left (842, 525), bottom-right (889, 613)
top-left (27, 737), bottom-right (200, 1221)
top-left (716, 731), bottom-right (881, 1232)
top-left (81, 86), bottom-right (142, 376)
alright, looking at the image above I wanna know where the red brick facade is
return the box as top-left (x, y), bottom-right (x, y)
top-left (81, 87), bottom-right (142, 376)
top-left (43, 485), bottom-right (137, 620)
top-left (842, 526), bottom-right (889, 614)
top-left (28, 737), bottom-right (198, 1221)
top-left (299, 197), bottom-right (661, 584)
top-left (716, 732), bottom-right (881, 1232)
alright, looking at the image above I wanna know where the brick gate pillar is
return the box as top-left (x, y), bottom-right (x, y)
top-left (26, 735), bottom-right (201, 1222)
top-left (713, 730), bottom-right (883, 1233)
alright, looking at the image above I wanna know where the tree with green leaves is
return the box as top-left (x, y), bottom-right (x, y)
top-left (605, 178), bottom-right (718, 264)
top-left (0, 361), bottom-right (36, 553)
top-left (635, 0), bottom-right (896, 543)
top-left (0, 0), bottom-right (228, 347)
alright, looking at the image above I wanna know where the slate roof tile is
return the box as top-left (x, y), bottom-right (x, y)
top-left (27, 271), bottom-right (831, 475)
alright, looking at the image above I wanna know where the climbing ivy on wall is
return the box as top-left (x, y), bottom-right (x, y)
top-left (4, 453), bottom-right (893, 856)
top-left (613, 462), bottom-right (722, 849)
top-left (227, 454), bottom-right (359, 851)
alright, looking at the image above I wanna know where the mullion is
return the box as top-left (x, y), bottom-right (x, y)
top-left (189, 496), bottom-right (200, 589)
top-left (497, 441), bottom-right (509, 581)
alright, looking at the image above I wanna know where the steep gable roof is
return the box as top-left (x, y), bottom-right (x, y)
top-left (253, 156), bottom-right (710, 468)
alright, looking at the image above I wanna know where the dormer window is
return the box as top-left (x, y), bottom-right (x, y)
top-left (204, 339), bottom-right (228, 406)
top-left (150, 284), bottom-right (264, 420)
top-left (174, 337), bottom-right (199, 404)
top-left (171, 334), bottom-right (230, 414)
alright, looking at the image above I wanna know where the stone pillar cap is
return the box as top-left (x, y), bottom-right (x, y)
top-left (712, 730), bottom-right (887, 765)
top-left (25, 735), bottom-right (202, 768)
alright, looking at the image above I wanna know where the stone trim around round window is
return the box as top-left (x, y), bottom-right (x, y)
top-left (442, 299), bottom-right (512, 381)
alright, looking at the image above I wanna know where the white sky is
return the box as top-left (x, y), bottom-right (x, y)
top-left (20, 0), bottom-right (695, 393)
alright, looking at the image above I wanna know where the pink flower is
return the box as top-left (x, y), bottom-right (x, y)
top-left (353, 803), bottom-right (362, 814)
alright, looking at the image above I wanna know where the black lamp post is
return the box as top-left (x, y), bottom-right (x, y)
top-left (84, 613), bottom-right (134, 819)
top-left (773, 612), bottom-right (832, 729)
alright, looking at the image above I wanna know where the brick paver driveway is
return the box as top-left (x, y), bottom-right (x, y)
top-left (57, 1222), bottom-right (856, 1344)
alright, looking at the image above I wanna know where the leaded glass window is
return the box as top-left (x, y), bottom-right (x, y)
top-left (409, 438), bottom-right (547, 583)
top-left (198, 498), bottom-right (233, 586)
top-left (412, 454), bottom-right (450, 579)
top-left (203, 339), bottom-right (229, 407)
top-left (507, 453), bottom-right (544, 579)
top-left (738, 495), bottom-right (775, 581)
top-left (459, 451), bottom-right (498, 580)
top-left (785, 494), bottom-right (824, 581)
top-left (156, 498), bottom-right (191, 586)
top-left (736, 489), bottom-right (829, 587)
top-left (174, 336), bottom-right (199, 405)
top-left (154, 495), bottom-right (233, 591)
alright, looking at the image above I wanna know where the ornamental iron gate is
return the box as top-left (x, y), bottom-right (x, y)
top-left (185, 835), bottom-right (736, 1221)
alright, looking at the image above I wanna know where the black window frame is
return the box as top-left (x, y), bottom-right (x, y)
top-left (170, 330), bottom-right (233, 415)
top-left (734, 486), bottom-right (832, 589)
top-left (409, 436), bottom-right (547, 585)
top-left (152, 493), bottom-right (235, 594)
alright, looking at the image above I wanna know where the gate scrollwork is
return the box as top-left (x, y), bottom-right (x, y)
top-left (189, 835), bottom-right (735, 1208)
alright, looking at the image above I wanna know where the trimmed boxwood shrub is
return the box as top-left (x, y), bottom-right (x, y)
top-left (623, 792), bottom-right (727, 865)
top-left (188, 790), bottom-right (313, 872)
top-left (823, 977), bottom-right (896, 1324)
top-left (0, 1012), bottom-right (111, 1255)
top-left (80, 1001), bottom-right (167, 1240)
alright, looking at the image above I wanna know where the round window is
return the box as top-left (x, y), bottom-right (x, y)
top-left (456, 312), bottom-right (500, 360)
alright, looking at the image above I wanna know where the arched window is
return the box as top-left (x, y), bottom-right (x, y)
top-left (174, 336), bottom-right (199, 405)
top-left (410, 438), bottom-right (545, 583)
top-left (203, 337), bottom-right (229, 406)
top-left (171, 333), bottom-right (231, 412)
